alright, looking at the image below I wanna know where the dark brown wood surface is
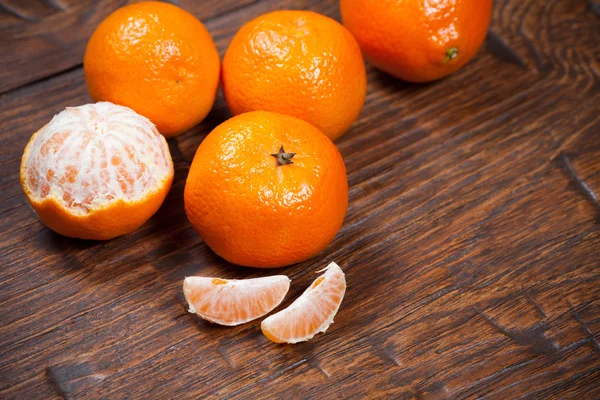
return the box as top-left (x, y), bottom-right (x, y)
top-left (1, 0), bottom-right (599, 399)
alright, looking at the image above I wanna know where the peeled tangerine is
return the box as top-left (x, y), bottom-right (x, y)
top-left (262, 262), bottom-right (346, 343)
top-left (183, 275), bottom-right (291, 326)
top-left (20, 102), bottom-right (174, 240)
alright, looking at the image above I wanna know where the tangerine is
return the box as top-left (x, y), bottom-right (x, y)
top-left (184, 111), bottom-right (348, 268)
top-left (222, 10), bottom-right (366, 141)
top-left (20, 102), bottom-right (174, 240)
top-left (84, 1), bottom-right (220, 137)
top-left (340, 0), bottom-right (493, 82)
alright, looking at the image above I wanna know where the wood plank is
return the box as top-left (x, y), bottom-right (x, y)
top-left (0, 0), bottom-right (258, 94)
top-left (1, 0), bottom-right (599, 398)
top-left (1, 71), bottom-right (599, 398)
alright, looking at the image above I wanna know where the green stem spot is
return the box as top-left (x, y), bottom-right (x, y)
top-left (443, 47), bottom-right (459, 64)
top-left (271, 146), bottom-right (295, 166)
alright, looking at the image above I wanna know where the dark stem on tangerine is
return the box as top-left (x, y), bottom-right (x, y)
top-left (271, 146), bottom-right (295, 166)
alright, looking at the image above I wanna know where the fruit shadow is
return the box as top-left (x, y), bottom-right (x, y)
top-left (367, 66), bottom-right (434, 96)
top-left (35, 228), bottom-right (156, 286)
top-left (174, 88), bottom-right (232, 163)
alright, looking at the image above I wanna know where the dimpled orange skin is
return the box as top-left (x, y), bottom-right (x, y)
top-left (222, 10), bottom-right (366, 142)
top-left (340, 0), bottom-right (492, 82)
top-left (84, 1), bottom-right (220, 137)
top-left (184, 111), bottom-right (348, 268)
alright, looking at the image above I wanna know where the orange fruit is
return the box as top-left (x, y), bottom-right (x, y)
top-left (222, 10), bottom-right (366, 141)
top-left (84, 1), bottom-right (220, 137)
top-left (184, 111), bottom-right (348, 268)
top-left (20, 102), bottom-right (174, 240)
top-left (340, 0), bottom-right (493, 82)
top-left (261, 262), bottom-right (346, 343)
top-left (183, 275), bottom-right (291, 326)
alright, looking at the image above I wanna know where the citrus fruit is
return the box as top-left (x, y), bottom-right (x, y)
top-left (340, 0), bottom-right (493, 82)
top-left (183, 275), bottom-right (291, 326)
top-left (184, 111), bottom-right (348, 268)
top-left (20, 102), bottom-right (174, 240)
top-left (84, 1), bottom-right (220, 137)
top-left (222, 10), bottom-right (366, 141)
top-left (261, 262), bottom-right (346, 343)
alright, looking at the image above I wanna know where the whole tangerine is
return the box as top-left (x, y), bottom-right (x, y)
top-left (184, 111), bottom-right (348, 268)
top-left (20, 102), bottom-right (174, 240)
top-left (340, 0), bottom-right (492, 82)
top-left (222, 10), bottom-right (366, 141)
top-left (84, 1), bottom-right (220, 137)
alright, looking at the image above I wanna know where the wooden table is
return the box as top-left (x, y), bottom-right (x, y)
top-left (1, 1), bottom-right (599, 398)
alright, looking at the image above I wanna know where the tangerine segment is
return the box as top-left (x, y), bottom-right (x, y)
top-left (20, 102), bottom-right (174, 240)
top-left (261, 262), bottom-right (346, 343)
top-left (183, 275), bottom-right (291, 326)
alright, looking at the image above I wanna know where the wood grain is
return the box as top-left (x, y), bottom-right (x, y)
top-left (1, 0), bottom-right (600, 399)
